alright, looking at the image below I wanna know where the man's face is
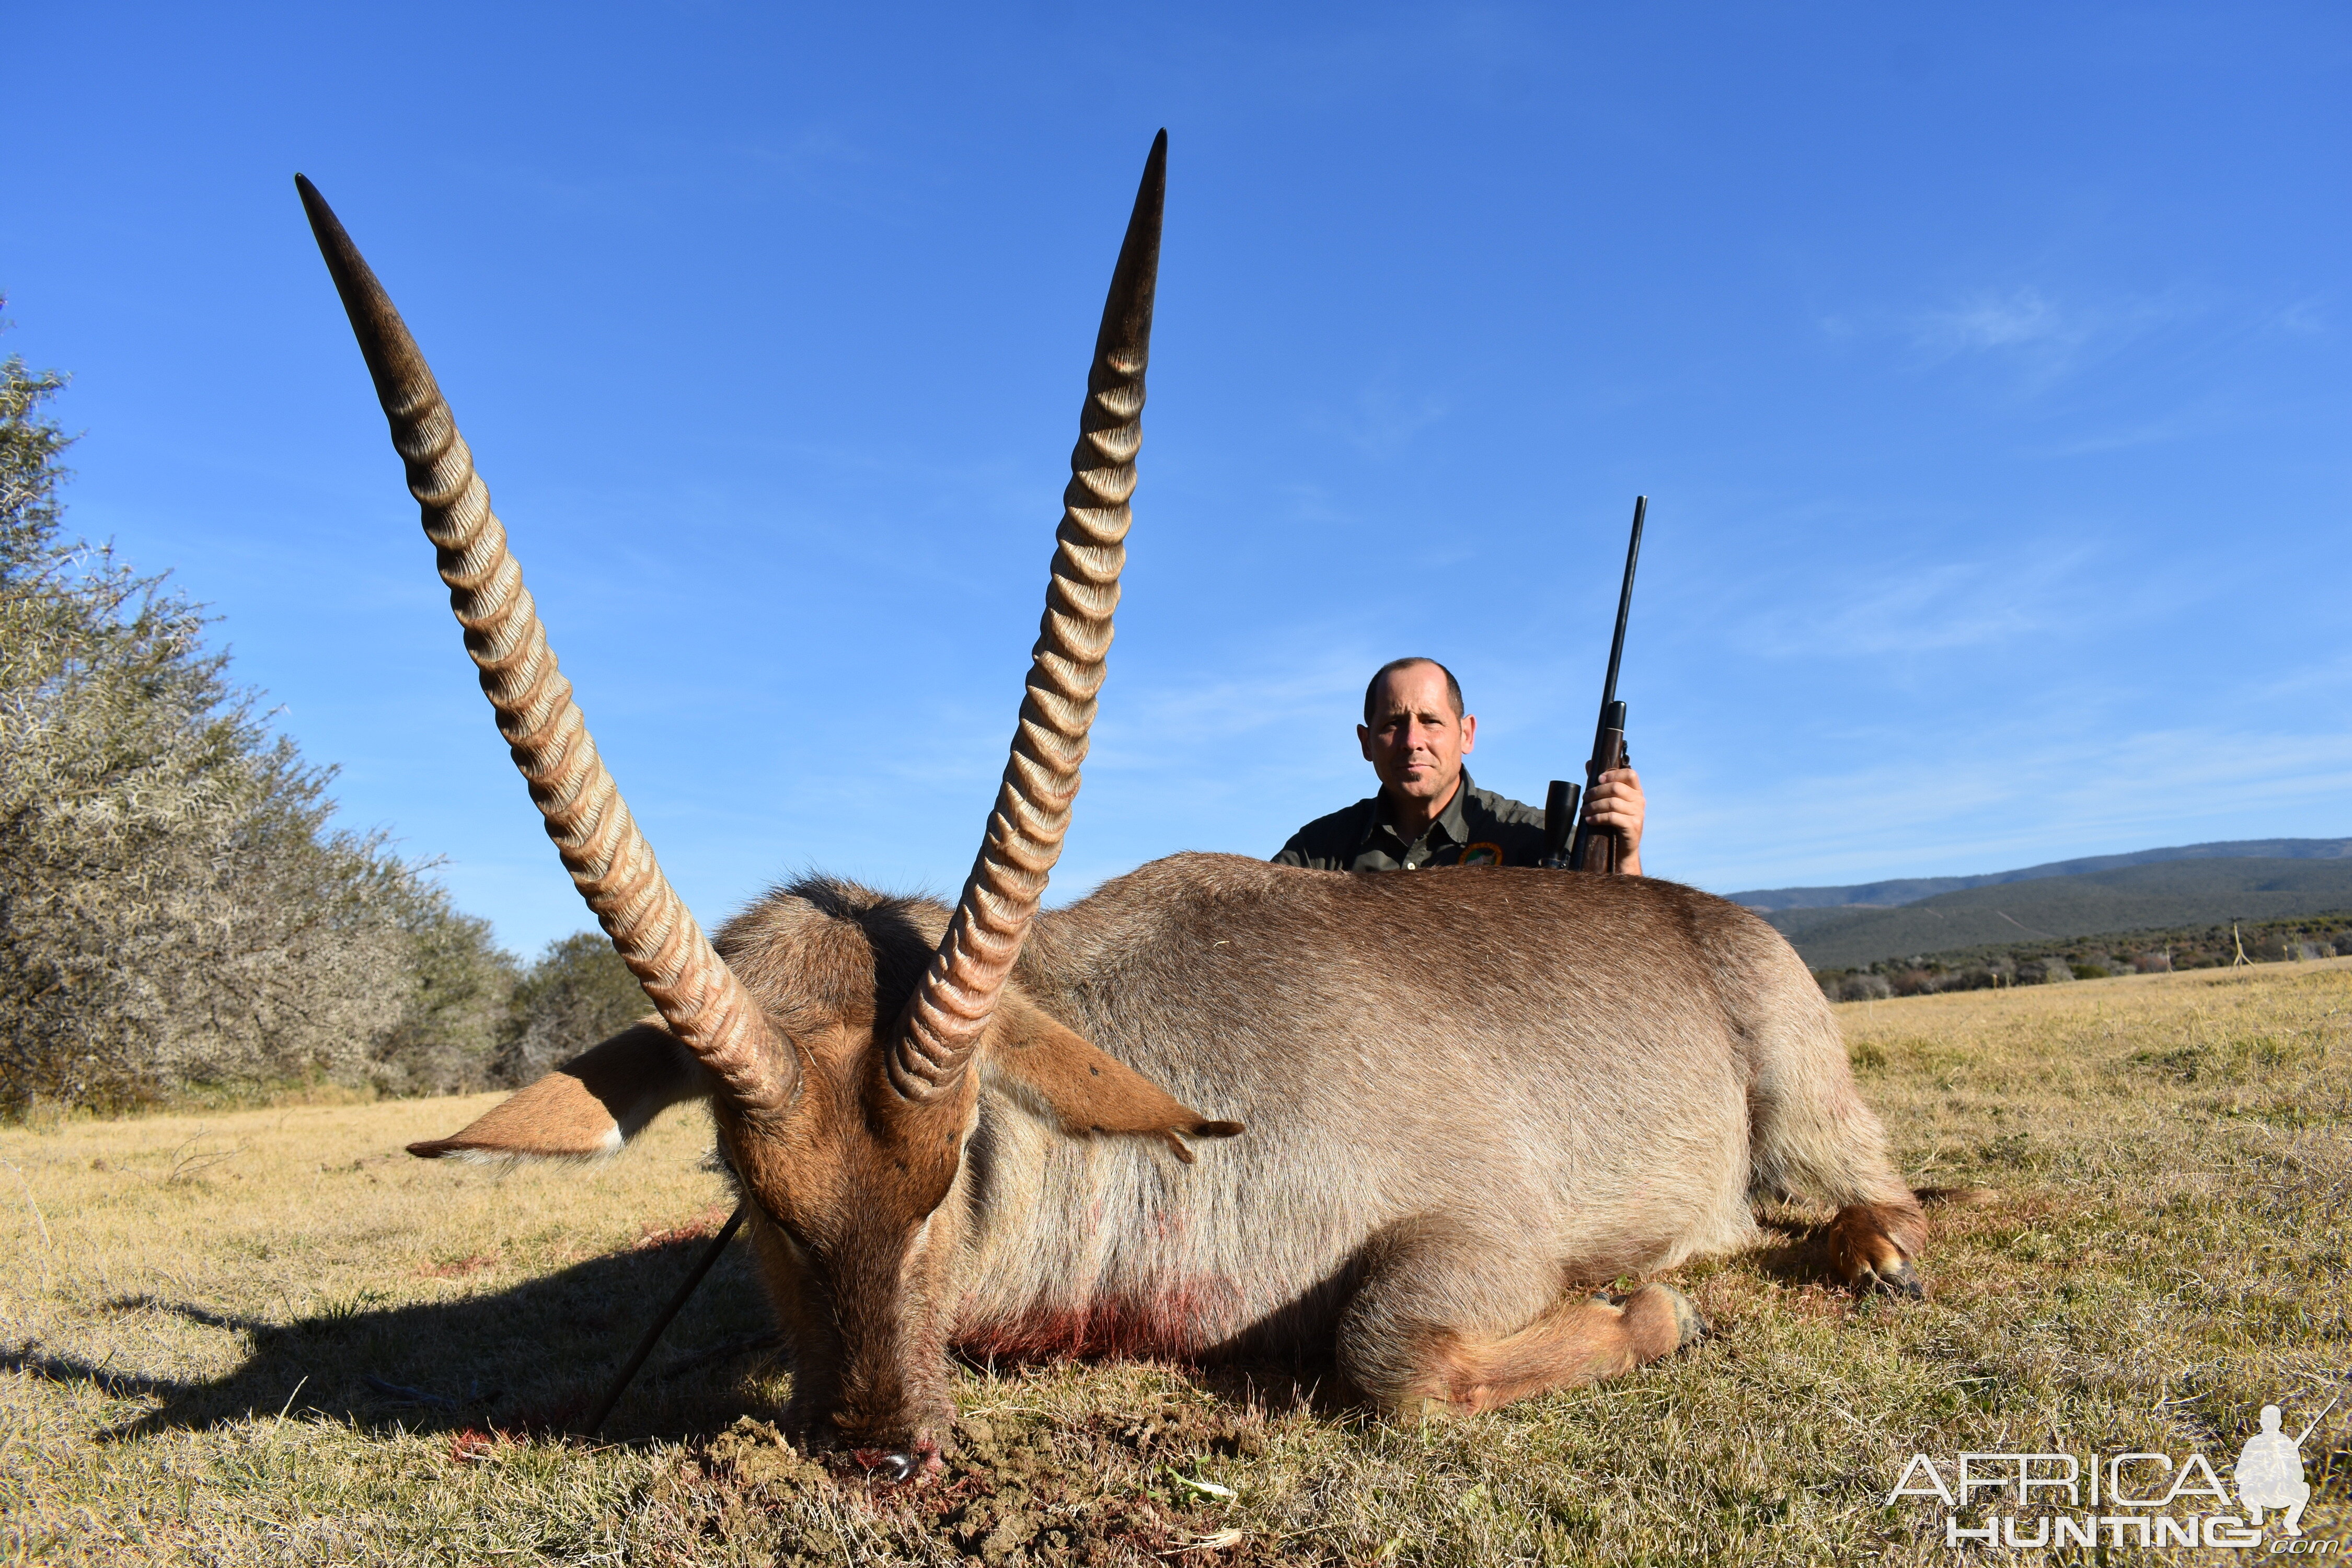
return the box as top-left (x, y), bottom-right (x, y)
top-left (1357, 663), bottom-right (1476, 808)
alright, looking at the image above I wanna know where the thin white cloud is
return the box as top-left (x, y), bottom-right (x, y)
top-left (2250, 645), bottom-right (2352, 705)
top-left (2267, 297), bottom-right (2328, 337)
top-left (1734, 548), bottom-right (2097, 660)
top-left (2031, 405), bottom-right (2219, 457)
top-left (1084, 637), bottom-right (1379, 776)
top-left (1825, 284), bottom-right (2198, 393)
top-left (1674, 721), bottom-right (2352, 894)
top-left (1304, 372), bottom-right (1451, 458)
top-left (1912, 287), bottom-right (2081, 354)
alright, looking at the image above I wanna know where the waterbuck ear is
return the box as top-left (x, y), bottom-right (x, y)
top-left (407, 1021), bottom-right (713, 1161)
top-left (987, 997), bottom-right (1243, 1163)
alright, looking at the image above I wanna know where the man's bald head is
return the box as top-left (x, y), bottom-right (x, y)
top-left (1364, 658), bottom-right (1464, 724)
top-left (1358, 659), bottom-right (1477, 821)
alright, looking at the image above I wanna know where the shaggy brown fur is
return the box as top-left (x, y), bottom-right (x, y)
top-left (417, 856), bottom-right (1925, 1460)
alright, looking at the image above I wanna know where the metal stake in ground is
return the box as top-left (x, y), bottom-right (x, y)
top-left (585, 1201), bottom-right (748, 1436)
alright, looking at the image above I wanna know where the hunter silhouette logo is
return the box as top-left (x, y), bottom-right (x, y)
top-left (2236, 1402), bottom-right (2324, 1537)
top-left (1888, 1394), bottom-right (2341, 1551)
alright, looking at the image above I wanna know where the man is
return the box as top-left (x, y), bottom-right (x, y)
top-left (1273, 656), bottom-right (1646, 873)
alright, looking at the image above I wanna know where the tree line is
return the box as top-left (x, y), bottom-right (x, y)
top-left (1813, 911), bottom-right (2352, 1001)
top-left (1, 332), bottom-right (643, 1115)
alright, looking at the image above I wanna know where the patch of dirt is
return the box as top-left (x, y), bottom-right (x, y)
top-left (418, 1253), bottom-right (499, 1278)
top-left (656, 1399), bottom-right (1288, 1566)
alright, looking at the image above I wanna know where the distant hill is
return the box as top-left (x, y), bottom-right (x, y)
top-left (1730, 837), bottom-right (2352, 912)
top-left (1819, 909), bottom-right (2349, 995)
top-left (1772, 857), bottom-right (2352, 971)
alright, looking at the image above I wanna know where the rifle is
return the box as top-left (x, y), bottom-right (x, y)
top-left (1541, 495), bottom-right (1645, 872)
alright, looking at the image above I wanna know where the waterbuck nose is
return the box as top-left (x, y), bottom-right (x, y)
top-left (868, 1450), bottom-right (918, 1483)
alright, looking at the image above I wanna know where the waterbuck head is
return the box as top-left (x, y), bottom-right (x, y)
top-left (298, 134), bottom-right (1232, 1465)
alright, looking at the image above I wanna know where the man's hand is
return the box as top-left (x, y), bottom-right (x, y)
top-left (1583, 766), bottom-right (1645, 877)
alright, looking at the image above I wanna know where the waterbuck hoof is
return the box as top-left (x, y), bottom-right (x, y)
top-left (1621, 1282), bottom-right (1708, 1352)
top-left (1655, 1284), bottom-right (1710, 1350)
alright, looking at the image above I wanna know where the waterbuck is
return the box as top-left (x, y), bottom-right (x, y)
top-left (298, 133), bottom-right (1929, 1478)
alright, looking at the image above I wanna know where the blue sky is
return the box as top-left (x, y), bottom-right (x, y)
top-left (9, 4), bottom-right (2348, 956)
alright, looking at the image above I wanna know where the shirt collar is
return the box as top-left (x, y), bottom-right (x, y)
top-left (1361, 769), bottom-right (1479, 851)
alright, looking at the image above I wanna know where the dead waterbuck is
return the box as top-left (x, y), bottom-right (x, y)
top-left (297, 134), bottom-right (1928, 1477)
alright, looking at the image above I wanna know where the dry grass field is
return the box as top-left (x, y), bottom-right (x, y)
top-left (3, 959), bottom-right (2347, 1565)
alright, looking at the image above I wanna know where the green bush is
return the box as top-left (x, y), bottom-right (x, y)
top-left (0, 335), bottom-right (513, 1112)
top-left (498, 931), bottom-right (647, 1084)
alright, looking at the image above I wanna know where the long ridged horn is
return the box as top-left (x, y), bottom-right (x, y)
top-left (295, 175), bottom-right (793, 1118)
top-left (887, 132), bottom-right (1166, 1104)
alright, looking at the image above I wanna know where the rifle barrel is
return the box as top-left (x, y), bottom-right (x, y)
top-left (1599, 495), bottom-right (1646, 712)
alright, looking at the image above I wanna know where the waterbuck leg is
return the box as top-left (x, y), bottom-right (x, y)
top-left (1824, 1200), bottom-right (1927, 1298)
top-left (1336, 1231), bottom-right (1706, 1416)
top-left (1383, 1287), bottom-right (1707, 1417)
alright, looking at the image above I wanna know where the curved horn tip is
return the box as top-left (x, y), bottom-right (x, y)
top-left (1136, 131), bottom-right (1166, 214)
top-left (1132, 132), bottom-right (1165, 223)
top-left (293, 172), bottom-right (339, 231)
top-left (294, 172), bottom-right (441, 410)
top-left (1088, 134), bottom-right (1167, 369)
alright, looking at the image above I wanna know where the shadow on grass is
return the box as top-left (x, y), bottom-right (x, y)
top-left (1747, 1215), bottom-right (1842, 1287)
top-left (10, 1218), bottom-right (1878, 1456)
top-left (4, 1232), bottom-right (783, 1444)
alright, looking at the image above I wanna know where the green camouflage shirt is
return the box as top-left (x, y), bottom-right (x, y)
top-left (1271, 771), bottom-right (1549, 872)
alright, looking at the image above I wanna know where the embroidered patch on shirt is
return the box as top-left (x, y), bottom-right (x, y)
top-left (1459, 841), bottom-right (1504, 867)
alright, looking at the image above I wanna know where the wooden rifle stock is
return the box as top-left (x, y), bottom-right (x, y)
top-left (1567, 702), bottom-right (1628, 873)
